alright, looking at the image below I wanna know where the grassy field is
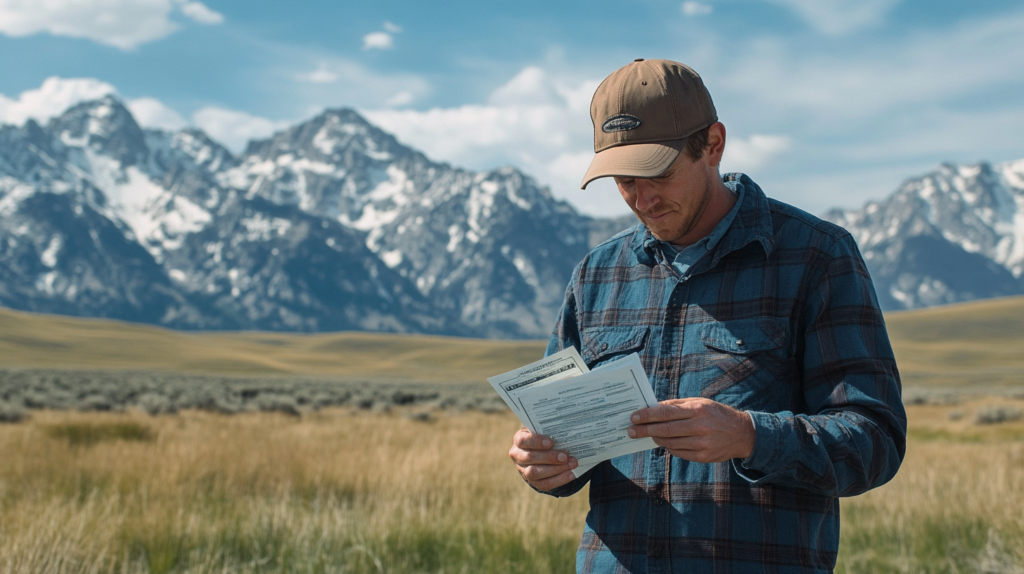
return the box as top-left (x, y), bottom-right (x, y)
top-left (1, 298), bottom-right (1024, 572)
top-left (0, 402), bottom-right (1023, 573)
top-left (3, 295), bottom-right (1024, 392)
top-left (0, 307), bottom-right (545, 383)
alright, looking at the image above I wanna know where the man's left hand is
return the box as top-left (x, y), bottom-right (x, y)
top-left (627, 398), bottom-right (756, 463)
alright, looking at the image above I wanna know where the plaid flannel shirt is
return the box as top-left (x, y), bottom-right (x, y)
top-left (543, 173), bottom-right (907, 574)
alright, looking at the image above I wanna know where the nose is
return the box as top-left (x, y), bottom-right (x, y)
top-left (633, 180), bottom-right (659, 212)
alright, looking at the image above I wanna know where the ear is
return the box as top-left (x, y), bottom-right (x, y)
top-left (705, 122), bottom-right (726, 168)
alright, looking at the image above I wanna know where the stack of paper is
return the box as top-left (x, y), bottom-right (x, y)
top-left (488, 348), bottom-right (659, 477)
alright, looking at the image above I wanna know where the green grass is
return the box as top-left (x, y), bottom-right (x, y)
top-left (44, 421), bottom-right (155, 447)
top-left (119, 525), bottom-right (578, 574)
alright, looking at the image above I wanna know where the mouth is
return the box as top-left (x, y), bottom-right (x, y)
top-left (642, 210), bottom-right (671, 222)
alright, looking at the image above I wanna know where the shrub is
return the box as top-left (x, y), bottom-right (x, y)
top-left (974, 405), bottom-right (1024, 425)
top-left (0, 400), bottom-right (27, 423)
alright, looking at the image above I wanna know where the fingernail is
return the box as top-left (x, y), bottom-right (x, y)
top-left (628, 428), bottom-right (636, 438)
top-left (542, 439), bottom-right (552, 448)
top-left (557, 452), bottom-right (567, 462)
top-left (569, 458), bottom-right (578, 469)
top-left (631, 414), bottom-right (640, 423)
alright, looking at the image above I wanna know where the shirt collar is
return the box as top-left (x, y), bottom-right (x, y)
top-left (631, 172), bottom-right (775, 267)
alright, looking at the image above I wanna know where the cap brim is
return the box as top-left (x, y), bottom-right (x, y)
top-left (580, 139), bottom-right (687, 190)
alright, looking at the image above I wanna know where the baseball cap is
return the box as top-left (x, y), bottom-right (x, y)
top-left (581, 58), bottom-right (718, 189)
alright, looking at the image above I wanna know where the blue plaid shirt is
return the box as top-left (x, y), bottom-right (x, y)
top-left (544, 174), bottom-right (907, 574)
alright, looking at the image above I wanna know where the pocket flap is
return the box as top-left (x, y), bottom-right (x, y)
top-left (701, 318), bottom-right (787, 354)
top-left (581, 326), bottom-right (650, 367)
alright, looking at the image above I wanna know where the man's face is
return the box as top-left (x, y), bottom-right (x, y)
top-left (614, 151), bottom-right (715, 245)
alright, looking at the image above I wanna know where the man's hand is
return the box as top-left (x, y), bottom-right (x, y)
top-left (509, 428), bottom-right (578, 491)
top-left (628, 398), bottom-right (756, 463)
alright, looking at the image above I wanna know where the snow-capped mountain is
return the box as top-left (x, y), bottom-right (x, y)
top-left (825, 160), bottom-right (1024, 310)
top-left (6, 94), bottom-right (1018, 336)
top-left (0, 96), bottom-right (611, 337)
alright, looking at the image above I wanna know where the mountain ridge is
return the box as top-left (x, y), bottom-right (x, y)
top-left (3, 94), bottom-right (1023, 334)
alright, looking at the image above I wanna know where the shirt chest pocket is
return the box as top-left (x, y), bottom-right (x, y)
top-left (581, 326), bottom-right (650, 370)
top-left (698, 318), bottom-right (794, 410)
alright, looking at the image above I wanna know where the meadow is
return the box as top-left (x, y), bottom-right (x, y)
top-left (1, 297), bottom-right (1023, 573)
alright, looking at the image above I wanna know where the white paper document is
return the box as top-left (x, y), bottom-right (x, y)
top-left (487, 347), bottom-right (591, 419)
top-left (489, 350), bottom-right (659, 477)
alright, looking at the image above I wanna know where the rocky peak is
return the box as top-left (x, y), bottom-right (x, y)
top-left (47, 95), bottom-right (147, 167)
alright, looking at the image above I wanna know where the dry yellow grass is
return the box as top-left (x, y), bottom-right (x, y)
top-left (0, 409), bottom-right (588, 573)
top-left (4, 293), bottom-right (1023, 390)
top-left (885, 295), bottom-right (1024, 390)
top-left (2, 400), bottom-right (1023, 573)
top-left (0, 307), bottom-right (545, 382)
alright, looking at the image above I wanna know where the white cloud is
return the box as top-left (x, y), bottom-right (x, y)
top-left (363, 66), bottom-right (628, 216)
top-left (682, 2), bottom-right (713, 16)
top-left (383, 21), bottom-right (402, 33)
top-left (765, 0), bottom-right (901, 35)
top-left (488, 66), bottom-right (561, 106)
top-left (293, 57), bottom-right (431, 110)
top-left (0, 76), bottom-right (116, 126)
top-left (721, 134), bottom-right (792, 172)
top-left (363, 31), bottom-right (393, 50)
top-left (127, 97), bottom-right (187, 131)
top-left (178, 1), bottom-right (223, 25)
top-left (385, 91), bottom-right (415, 108)
top-left (303, 63), bottom-right (340, 84)
top-left (0, 0), bottom-right (223, 50)
top-left (191, 107), bottom-right (291, 152)
top-left (717, 13), bottom-right (1024, 123)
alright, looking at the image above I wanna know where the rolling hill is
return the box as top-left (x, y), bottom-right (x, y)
top-left (2, 295), bottom-right (1023, 390)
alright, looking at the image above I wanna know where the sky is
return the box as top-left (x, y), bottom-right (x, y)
top-left (1, 0), bottom-right (1022, 218)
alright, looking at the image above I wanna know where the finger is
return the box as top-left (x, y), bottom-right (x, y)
top-left (517, 458), bottom-right (578, 483)
top-left (630, 402), bottom-right (698, 425)
top-left (513, 429), bottom-right (554, 450)
top-left (509, 445), bottom-right (573, 466)
top-left (528, 468), bottom-right (578, 492)
top-left (628, 419), bottom-right (699, 439)
top-left (650, 436), bottom-right (712, 452)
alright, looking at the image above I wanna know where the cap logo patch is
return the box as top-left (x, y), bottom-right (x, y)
top-left (602, 114), bottom-right (641, 133)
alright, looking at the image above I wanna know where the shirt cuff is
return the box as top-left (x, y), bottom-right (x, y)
top-left (732, 410), bottom-right (786, 483)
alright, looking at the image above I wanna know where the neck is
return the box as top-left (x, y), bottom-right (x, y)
top-left (669, 178), bottom-right (736, 246)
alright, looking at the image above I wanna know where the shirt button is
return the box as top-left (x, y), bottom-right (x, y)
top-left (601, 342), bottom-right (608, 350)
top-left (654, 447), bottom-right (666, 457)
top-left (736, 339), bottom-right (745, 346)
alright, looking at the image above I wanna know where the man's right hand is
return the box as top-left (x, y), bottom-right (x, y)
top-left (509, 428), bottom-right (578, 491)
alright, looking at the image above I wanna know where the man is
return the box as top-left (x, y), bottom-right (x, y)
top-left (508, 59), bottom-right (907, 573)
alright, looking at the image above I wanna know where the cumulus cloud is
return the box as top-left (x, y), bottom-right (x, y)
top-left (682, 2), bottom-right (713, 16)
top-left (362, 21), bottom-right (402, 50)
top-left (721, 134), bottom-right (792, 172)
top-left (191, 107), bottom-right (291, 152)
top-left (0, 0), bottom-right (223, 50)
top-left (0, 76), bottom-right (116, 126)
top-left (303, 63), bottom-right (339, 84)
top-left (178, 1), bottom-right (224, 25)
top-left (765, 0), bottom-right (900, 35)
top-left (363, 31), bottom-right (393, 50)
top-left (126, 97), bottom-right (188, 131)
top-left (294, 57), bottom-right (430, 110)
top-left (363, 66), bottom-right (631, 216)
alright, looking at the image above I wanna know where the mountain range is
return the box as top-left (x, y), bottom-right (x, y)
top-left (825, 160), bottom-right (1024, 310)
top-left (1, 96), bottom-right (1021, 338)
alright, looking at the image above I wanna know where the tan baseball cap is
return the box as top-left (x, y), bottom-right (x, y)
top-left (581, 58), bottom-right (717, 189)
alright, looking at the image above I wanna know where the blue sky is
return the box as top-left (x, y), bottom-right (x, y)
top-left (1, 0), bottom-right (1023, 217)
